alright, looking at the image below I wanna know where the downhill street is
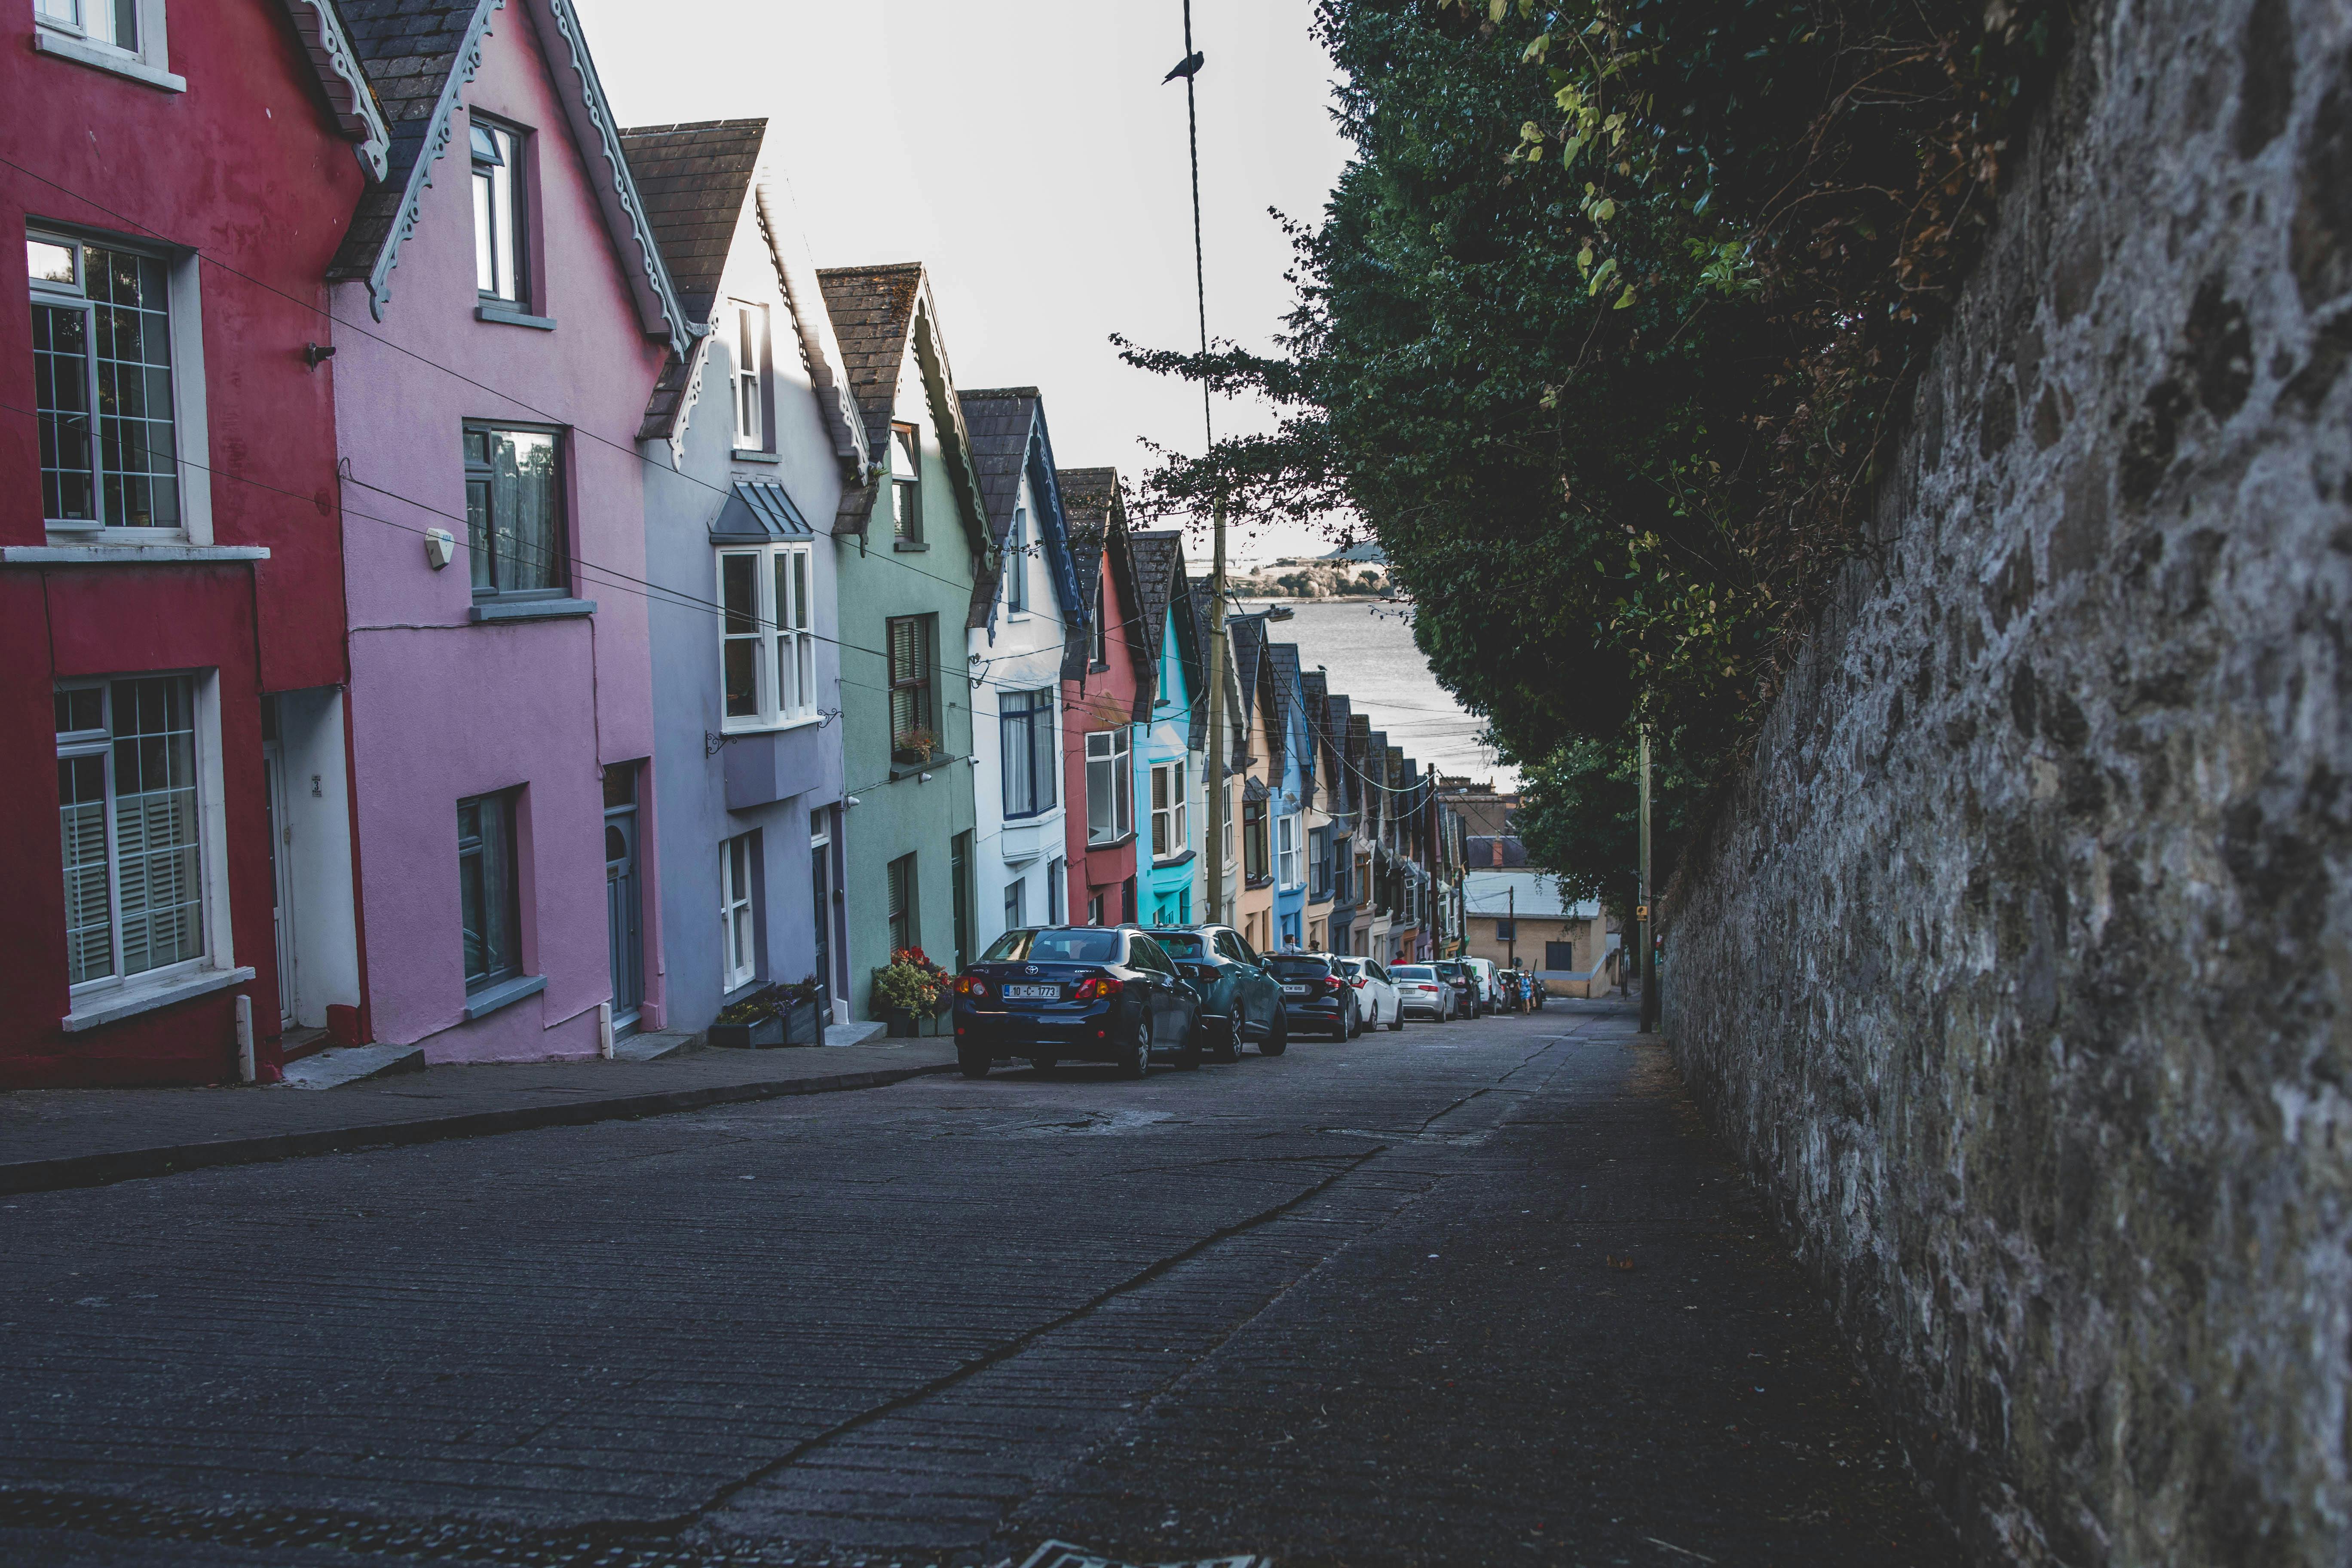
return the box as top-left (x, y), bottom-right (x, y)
top-left (0, 1000), bottom-right (1955, 1567)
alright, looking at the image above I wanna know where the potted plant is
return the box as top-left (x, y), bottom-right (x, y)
top-left (871, 946), bottom-right (950, 1036)
top-left (891, 725), bottom-right (938, 767)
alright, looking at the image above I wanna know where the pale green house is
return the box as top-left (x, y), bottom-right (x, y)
top-left (815, 264), bottom-right (993, 1017)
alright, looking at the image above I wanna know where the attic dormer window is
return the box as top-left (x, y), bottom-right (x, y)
top-left (1089, 569), bottom-right (1106, 666)
top-left (889, 423), bottom-right (922, 543)
top-left (1005, 506), bottom-right (1028, 612)
top-left (471, 119), bottom-right (526, 305)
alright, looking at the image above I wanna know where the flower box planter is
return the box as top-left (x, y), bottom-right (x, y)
top-left (709, 1015), bottom-right (784, 1050)
top-left (884, 1008), bottom-right (919, 1038)
top-left (891, 747), bottom-right (936, 767)
top-left (784, 996), bottom-right (822, 1045)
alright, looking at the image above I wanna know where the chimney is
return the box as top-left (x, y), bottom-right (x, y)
top-left (1491, 838), bottom-right (1505, 868)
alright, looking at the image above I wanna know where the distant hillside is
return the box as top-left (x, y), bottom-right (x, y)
top-left (1321, 539), bottom-right (1387, 564)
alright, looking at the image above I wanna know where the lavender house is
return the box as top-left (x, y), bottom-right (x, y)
top-left (327, 0), bottom-right (692, 1059)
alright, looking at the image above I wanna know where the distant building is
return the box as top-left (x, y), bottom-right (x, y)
top-left (1461, 836), bottom-right (1618, 995)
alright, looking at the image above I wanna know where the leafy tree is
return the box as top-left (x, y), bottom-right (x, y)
top-left (1124, 0), bottom-right (2064, 891)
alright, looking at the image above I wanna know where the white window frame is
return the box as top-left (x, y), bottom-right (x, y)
top-left (29, 227), bottom-right (211, 542)
top-left (1150, 758), bottom-right (1188, 863)
top-left (55, 670), bottom-right (237, 1021)
top-left (1085, 729), bottom-right (1131, 845)
top-left (1004, 875), bottom-right (1026, 933)
top-left (471, 116), bottom-right (527, 305)
top-left (1047, 857), bottom-right (1066, 925)
top-left (32, 0), bottom-right (181, 90)
top-left (721, 833), bottom-right (756, 991)
top-left (1004, 505), bottom-right (1029, 613)
top-left (730, 299), bottom-right (768, 452)
top-left (890, 422), bottom-right (922, 542)
top-left (1278, 812), bottom-right (1301, 889)
top-left (717, 542), bottom-right (816, 733)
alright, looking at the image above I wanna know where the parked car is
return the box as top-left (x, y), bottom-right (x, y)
top-left (1269, 952), bottom-right (1357, 1039)
top-left (1155, 925), bottom-right (1289, 1059)
top-left (952, 926), bottom-right (1202, 1079)
top-left (1335, 956), bottom-right (1404, 1031)
top-left (1464, 956), bottom-right (1501, 1010)
top-left (1391, 963), bottom-right (1455, 1021)
top-left (1495, 968), bottom-right (1525, 1012)
top-left (1432, 959), bottom-right (1480, 1018)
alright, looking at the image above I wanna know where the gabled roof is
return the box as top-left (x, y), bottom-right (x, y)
top-left (1058, 469), bottom-right (1153, 712)
top-left (327, 0), bottom-right (691, 349)
top-left (958, 389), bottom-right (1082, 635)
top-left (815, 263), bottom-right (988, 543)
top-left (624, 122), bottom-right (866, 479)
top-left (1193, 580), bottom-right (1247, 768)
top-left (1320, 689), bottom-right (1354, 816)
top-left (278, 0), bottom-right (393, 179)
top-left (1228, 614), bottom-right (1267, 741)
top-left (1294, 662), bottom-right (1323, 799)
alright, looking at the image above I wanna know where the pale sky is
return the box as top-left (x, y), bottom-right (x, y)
top-left (572, 0), bottom-right (1354, 568)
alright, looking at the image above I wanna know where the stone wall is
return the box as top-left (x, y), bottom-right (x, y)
top-left (1660, 0), bottom-right (2352, 1561)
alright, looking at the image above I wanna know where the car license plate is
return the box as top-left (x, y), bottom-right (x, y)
top-left (1004, 984), bottom-right (1058, 1000)
top-left (1282, 985), bottom-right (1309, 996)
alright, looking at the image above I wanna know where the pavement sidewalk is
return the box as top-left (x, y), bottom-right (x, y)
top-left (0, 1037), bottom-right (958, 1197)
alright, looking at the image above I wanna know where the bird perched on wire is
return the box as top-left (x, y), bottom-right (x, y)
top-left (1162, 50), bottom-right (1204, 84)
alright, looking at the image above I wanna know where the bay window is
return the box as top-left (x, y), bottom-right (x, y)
top-left (718, 542), bottom-right (814, 729)
top-left (1000, 689), bottom-right (1056, 818)
top-left (1150, 759), bottom-right (1187, 861)
top-left (464, 424), bottom-right (566, 595)
top-left (56, 676), bottom-right (209, 992)
top-left (1085, 730), bottom-right (1131, 845)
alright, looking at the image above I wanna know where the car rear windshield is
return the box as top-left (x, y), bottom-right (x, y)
top-left (1393, 965), bottom-right (1436, 980)
top-left (1155, 932), bottom-right (1207, 959)
top-left (1267, 956), bottom-right (1331, 978)
top-left (980, 928), bottom-right (1121, 964)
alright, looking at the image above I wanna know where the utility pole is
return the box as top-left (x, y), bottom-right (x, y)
top-left (1638, 726), bottom-right (1657, 1032)
top-left (1506, 883), bottom-right (1515, 973)
top-left (1173, 0), bottom-right (1229, 928)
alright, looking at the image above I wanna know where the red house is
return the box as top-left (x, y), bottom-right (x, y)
top-left (1058, 469), bottom-right (1150, 926)
top-left (0, 0), bottom-right (379, 1085)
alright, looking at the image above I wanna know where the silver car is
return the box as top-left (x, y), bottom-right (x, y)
top-left (1390, 963), bottom-right (1455, 1021)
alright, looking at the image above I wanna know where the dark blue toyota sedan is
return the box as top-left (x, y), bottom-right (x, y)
top-left (952, 926), bottom-right (1203, 1080)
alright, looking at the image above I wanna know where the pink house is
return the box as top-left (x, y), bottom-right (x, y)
top-left (326, 0), bottom-right (691, 1060)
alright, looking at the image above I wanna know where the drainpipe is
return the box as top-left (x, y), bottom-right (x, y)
top-left (597, 1001), bottom-right (615, 1060)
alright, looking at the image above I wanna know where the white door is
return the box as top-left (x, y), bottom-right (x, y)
top-left (263, 741), bottom-right (298, 1029)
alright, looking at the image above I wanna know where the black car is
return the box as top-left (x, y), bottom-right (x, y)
top-left (1432, 959), bottom-right (1481, 1019)
top-left (952, 926), bottom-right (1202, 1079)
top-left (1268, 952), bottom-right (1357, 1039)
top-left (1152, 925), bottom-right (1288, 1060)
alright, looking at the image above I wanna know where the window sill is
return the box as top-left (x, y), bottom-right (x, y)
top-left (462, 973), bottom-right (546, 1021)
top-left (889, 753), bottom-right (961, 781)
top-left (6, 545), bottom-right (269, 565)
top-left (1151, 848), bottom-right (1195, 869)
top-left (720, 713), bottom-right (824, 738)
top-left (470, 597), bottom-right (597, 623)
top-left (63, 966), bottom-right (255, 1033)
top-left (731, 448), bottom-right (781, 465)
top-left (1086, 830), bottom-right (1136, 852)
top-left (32, 28), bottom-right (187, 91)
top-left (892, 539), bottom-right (929, 552)
top-left (475, 303), bottom-right (556, 331)
top-left (1005, 610), bottom-right (1033, 623)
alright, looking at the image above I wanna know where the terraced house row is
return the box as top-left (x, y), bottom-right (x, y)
top-left (1, 0), bottom-right (1468, 1087)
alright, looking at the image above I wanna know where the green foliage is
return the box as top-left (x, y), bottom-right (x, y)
top-left (1124, 0), bottom-right (2066, 890)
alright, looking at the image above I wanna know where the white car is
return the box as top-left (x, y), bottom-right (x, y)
top-left (1334, 956), bottom-right (1405, 1032)
top-left (1464, 956), bottom-right (1501, 1011)
top-left (1390, 964), bottom-right (1456, 1021)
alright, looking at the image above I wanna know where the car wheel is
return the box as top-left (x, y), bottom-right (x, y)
top-left (957, 1044), bottom-right (990, 1079)
top-left (1389, 1003), bottom-right (1405, 1032)
top-left (1121, 1013), bottom-right (1152, 1080)
top-left (1210, 1005), bottom-right (1243, 1063)
top-left (1260, 1008), bottom-right (1288, 1057)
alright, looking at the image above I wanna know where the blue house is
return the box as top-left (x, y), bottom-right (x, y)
top-left (1127, 531), bottom-right (1206, 928)
top-left (1264, 640), bottom-right (1313, 949)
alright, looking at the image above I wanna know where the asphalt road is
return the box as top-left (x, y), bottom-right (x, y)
top-left (0, 998), bottom-right (1959, 1568)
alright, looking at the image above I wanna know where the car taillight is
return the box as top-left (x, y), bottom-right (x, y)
top-left (1072, 976), bottom-right (1115, 1001)
top-left (954, 976), bottom-right (987, 997)
top-left (1324, 977), bottom-right (1344, 993)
